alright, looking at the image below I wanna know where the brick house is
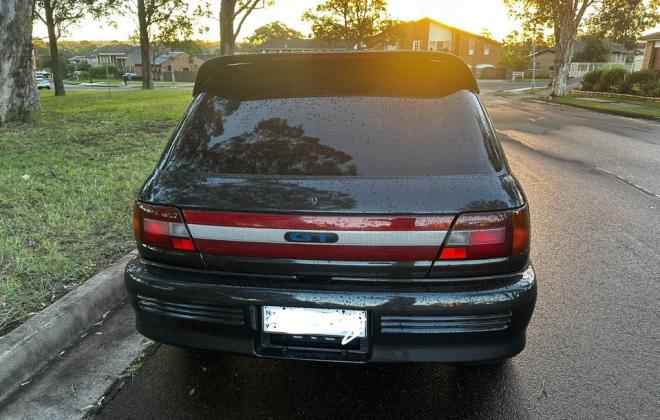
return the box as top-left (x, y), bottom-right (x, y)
top-left (640, 32), bottom-right (660, 71)
top-left (382, 18), bottom-right (503, 78)
top-left (72, 44), bottom-right (139, 70)
top-left (134, 51), bottom-right (208, 81)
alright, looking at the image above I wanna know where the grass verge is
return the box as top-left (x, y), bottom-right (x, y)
top-left (0, 89), bottom-right (192, 335)
top-left (553, 95), bottom-right (660, 119)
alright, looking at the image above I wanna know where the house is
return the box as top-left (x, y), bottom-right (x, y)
top-left (640, 32), bottom-right (660, 71)
top-left (68, 44), bottom-right (140, 71)
top-left (253, 39), bottom-right (348, 54)
top-left (152, 51), bottom-right (207, 80)
top-left (89, 44), bottom-right (139, 70)
top-left (68, 46), bottom-right (208, 81)
top-left (530, 40), bottom-right (638, 77)
top-left (133, 51), bottom-right (208, 81)
top-left (380, 18), bottom-right (503, 78)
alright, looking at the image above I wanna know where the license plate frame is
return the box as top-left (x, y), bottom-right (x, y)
top-left (262, 306), bottom-right (368, 340)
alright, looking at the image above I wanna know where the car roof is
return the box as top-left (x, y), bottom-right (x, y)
top-left (193, 51), bottom-right (479, 99)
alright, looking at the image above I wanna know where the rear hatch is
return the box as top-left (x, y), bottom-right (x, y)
top-left (135, 53), bottom-right (528, 278)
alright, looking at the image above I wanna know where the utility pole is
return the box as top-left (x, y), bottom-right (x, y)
top-left (531, 31), bottom-right (536, 93)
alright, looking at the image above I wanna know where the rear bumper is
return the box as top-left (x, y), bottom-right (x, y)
top-left (124, 258), bottom-right (537, 363)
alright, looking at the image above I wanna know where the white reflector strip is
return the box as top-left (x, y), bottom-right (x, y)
top-left (187, 224), bottom-right (447, 247)
top-left (169, 222), bottom-right (190, 238)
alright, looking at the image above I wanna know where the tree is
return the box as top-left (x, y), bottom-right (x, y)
top-left (0, 0), bottom-right (40, 124)
top-left (573, 33), bottom-right (609, 62)
top-left (34, 0), bottom-right (116, 96)
top-left (303, 0), bottom-right (394, 49)
top-left (586, 0), bottom-right (660, 48)
top-left (133, 0), bottom-right (194, 89)
top-left (243, 21), bottom-right (305, 49)
top-left (499, 30), bottom-right (549, 72)
top-left (479, 28), bottom-right (493, 39)
top-left (500, 32), bottom-right (531, 71)
top-left (219, 0), bottom-right (274, 55)
top-left (505, 0), bottom-right (660, 97)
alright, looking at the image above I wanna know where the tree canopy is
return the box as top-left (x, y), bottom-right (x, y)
top-left (303, 0), bottom-right (395, 49)
top-left (499, 29), bottom-right (551, 71)
top-left (572, 33), bottom-right (610, 62)
top-left (218, 0), bottom-right (275, 55)
top-left (243, 21), bottom-right (305, 48)
top-left (585, 0), bottom-right (660, 48)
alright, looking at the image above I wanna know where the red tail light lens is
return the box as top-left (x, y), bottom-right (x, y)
top-left (439, 206), bottom-right (530, 261)
top-left (132, 202), bottom-right (197, 252)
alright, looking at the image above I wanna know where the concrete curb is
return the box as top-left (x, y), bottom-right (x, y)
top-left (0, 251), bottom-right (136, 404)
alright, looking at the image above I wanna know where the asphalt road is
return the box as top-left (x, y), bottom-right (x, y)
top-left (93, 97), bottom-right (660, 420)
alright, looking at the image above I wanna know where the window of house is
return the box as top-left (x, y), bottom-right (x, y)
top-left (469, 39), bottom-right (476, 55)
top-left (183, 67), bottom-right (190, 72)
top-left (484, 43), bottom-right (491, 56)
top-left (429, 41), bottom-right (451, 51)
top-left (412, 40), bottom-right (422, 51)
top-left (167, 65), bottom-right (172, 71)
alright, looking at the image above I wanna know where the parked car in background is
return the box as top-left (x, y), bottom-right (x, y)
top-left (36, 78), bottom-right (51, 90)
top-left (123, 72), bottom-right (142, 81)
top-left (125, 52), bottom-right (537, 364)
top-left (35, 71), bottom-right (52, 79)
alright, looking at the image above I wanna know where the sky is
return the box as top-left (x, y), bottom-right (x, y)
top-left (33, 0), bottom-right (660, 44)
top-left (33, 0), bottom-right (520, 43)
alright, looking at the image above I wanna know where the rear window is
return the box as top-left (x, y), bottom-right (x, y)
top-left (164, 91), bottom-right (502, 177)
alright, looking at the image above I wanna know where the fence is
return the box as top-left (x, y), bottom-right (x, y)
top-left (569, 62), bottom-right (633, 78)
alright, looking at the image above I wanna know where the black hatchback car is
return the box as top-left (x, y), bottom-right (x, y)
top-left (126, 52), bottom-right (536, 363)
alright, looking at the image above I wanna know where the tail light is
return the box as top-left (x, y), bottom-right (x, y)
top-left (439, 206), bottom-right (530, 261)
top-left (132, 202), bottom-right (197, 252)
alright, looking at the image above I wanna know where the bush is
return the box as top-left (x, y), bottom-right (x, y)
top-left (88, 65), bottom-right (122, 80)
top-left (601, 66), bottom-right (627, 91)
top-left (594, 83), bottom-right (609, 92)
top-left (627, 70), bottom-right (658, 96)
top-left (628, 69), bottom-right (658, 85)
top-left (618, 80), bottom-right (632, 94)
top-left (76, 62), bottom-right (91, 72)
top-left (581, 69), bottom-right (603, 91)
top-left (648, 86), bottom-right (660, 98)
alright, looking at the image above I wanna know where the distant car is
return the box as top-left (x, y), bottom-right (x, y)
top-left (36, 78), bottom-right (50, 90)
top-left (123, 73), bottom-right (142, 81)
top-left (35, 71), bottom-right (52, 79)
top-left (125, 52), bottom-right (537, 364)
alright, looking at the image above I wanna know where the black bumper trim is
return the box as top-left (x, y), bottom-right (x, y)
top-left (380, 312), bottom-right (511, 334)
top-left (125, 257), bottom-right (537, 363)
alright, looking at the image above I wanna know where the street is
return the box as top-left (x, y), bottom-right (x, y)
top-left (92, 96), bottom-right (660, 420)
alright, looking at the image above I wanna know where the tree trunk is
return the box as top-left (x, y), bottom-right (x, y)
top-left (220, 0), bottom-right (236, 55)
top-left (551, 8), bottom-right (580, 97)
top-left (44, 0), bottom-right (65, 96)
top-left (137, 0), bottom-right (153, 89)
top-left (0, 0), bottom-right (40, 124)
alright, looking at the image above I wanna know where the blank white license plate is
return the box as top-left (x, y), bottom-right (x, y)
top-left (263, 306), bottom-right (367, 339)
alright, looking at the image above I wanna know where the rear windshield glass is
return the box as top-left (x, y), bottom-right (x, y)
top-left (164, 91), bottom-right (502, 177)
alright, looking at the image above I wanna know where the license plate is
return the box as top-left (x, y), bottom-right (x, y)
top-left (263, 306), bottom-right (367, 344)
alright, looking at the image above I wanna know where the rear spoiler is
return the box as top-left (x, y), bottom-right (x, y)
top-left (193, 51), bottom-right (479, 99)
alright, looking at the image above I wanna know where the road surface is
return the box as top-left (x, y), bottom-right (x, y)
top-left (93, 96), bottom-right (660, 419)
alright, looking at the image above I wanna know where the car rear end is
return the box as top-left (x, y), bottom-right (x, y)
top-left (125, 52), bottom-right (536, 363)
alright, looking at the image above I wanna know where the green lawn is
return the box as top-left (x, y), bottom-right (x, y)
top-left (0, 89), bottom-right (192, 335)
top-left (554, 95), bottom-right (660, 119)
top-left (65, 80), bottom-right (194, 87)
